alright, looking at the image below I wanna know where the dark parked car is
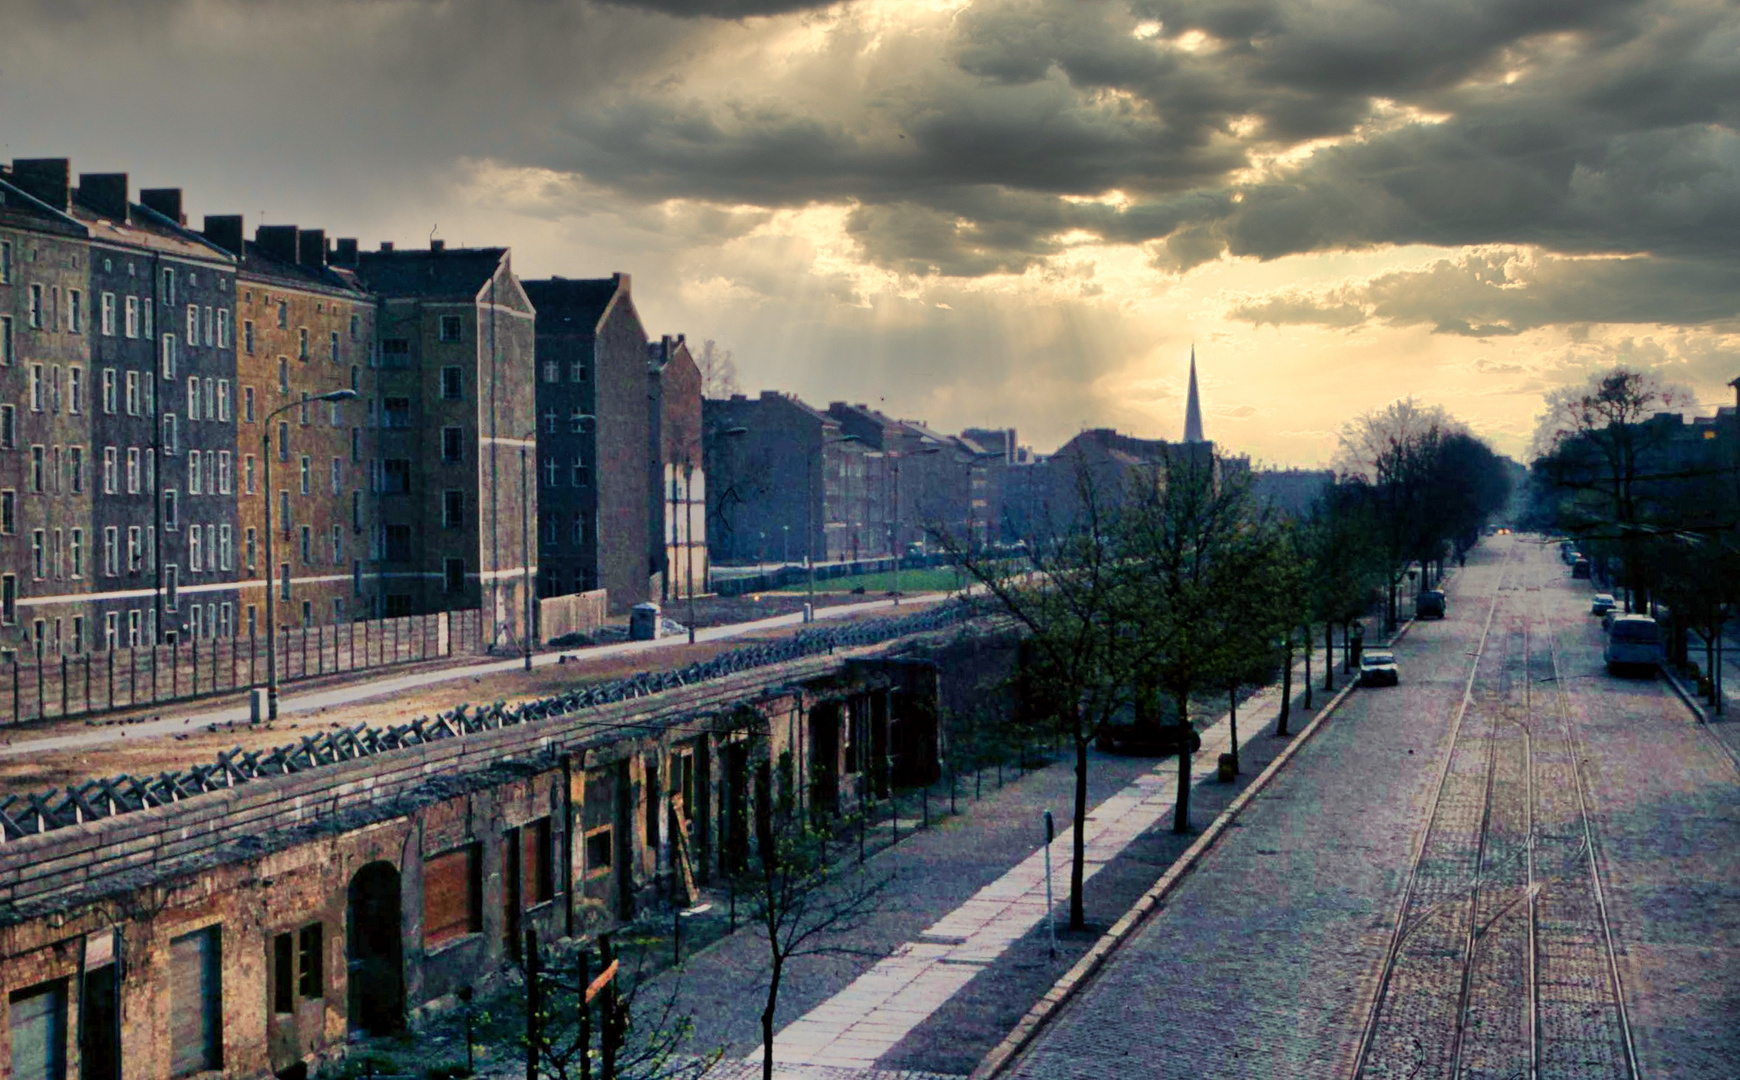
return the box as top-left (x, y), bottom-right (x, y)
top-left (1096, 722), bottom-right (1203, 757)
top-left (1572, 558), bottom-right (1592, 579)
top-left (1416, 590), bottom-right (1446, 619)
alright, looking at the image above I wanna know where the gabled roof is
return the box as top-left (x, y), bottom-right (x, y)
top-left (522, 277), bottom-right (622, 332)
top-left (0, 176), bottom-right (87, 239)
top-left (355, 247), bottom-right (507, 300)
top-left (240, 243), bottom-right (370, 298)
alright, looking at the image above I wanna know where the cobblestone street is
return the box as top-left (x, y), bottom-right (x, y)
top-left (1000, 536), bottom-right (1740, 1080)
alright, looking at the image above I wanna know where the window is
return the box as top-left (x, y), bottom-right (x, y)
top-left (331, 457), bottom-right (342, 495)
top-left (30, 530), bottom-right (44, 579)
top-left (161, 333), bottom-right (176, 380)
top-left (125, 296), bottom-right (140, 338)
top-left (188, 450), bottom-right (202, 495)
top-left (29, 284), bottom-right (44, 328)
top-left (331, 524), bottom-right (342, 565)
top-left (384, 525), bottom-right (411, 562)
top-left (7, 978), bottom-right (68, 1080)
top-left (203, 306), bottom-right (213, 347)
top-left (245, 455), bottom-right (255, 494)
top-left (442, 490), bottom-right (463, 528)
top-left (351, 490), bottom-right (361, 530)
top-left (101, 292), bottom-right (117, 335)
top-left (68, 446), bottom-right (82, 494)
top-left (166, 564), bottom-right (179, 611)
top-left (217, 309), bottom-right (231, 349)
top-left (298, 327), bottom-right (309, 360)
top-left (126, 609), bottom-right (140, 647)
top-left (162, 267), bottom-right (176, 306)
top-left (585, 828), bottom-right (612, 874)
top-left (572, 515), bottom-right (585, 545)
top-left (126, 527), bottom-right (141, 574)
top-left (543, 457), bottom-right (557, 487)
top-left (169, 927), bottom-right (222, 1077)
top-left (278, 358), bottom-right (289, 394)
top-left (570, 361), bottom-right (586, 383)
top-left (245, 528), bottom-right (256, 570)
top-left (0, 405), bottom-right (13, 449)
top-left (351, 427), bottom-right (361, 464)
top-left (383, 397), bottom-right (411, 428)
top-left (444, 557), bottom-right (465, 593)
top-left (242, 385), bottom-right (255, 423)
top-left (219, 525), bottom-right (232, 571)
top-left (349, 314), bottom-right (361, 341)
top-left (187, 376), bottom-right (199, 422)
top-left (0, 241), bottom-right (9, 284)
top-left (441, 366), bottom-right (462, 400)
top-left (278, 422), bottom-right (288, 462)
top-left (68, 367), bottom-right (82, 414)
top-left (215, 379), bottom-right (229, 421)
top-left (126, 448), bottom-right (139, 494)
top-left (0, 575), bottom-right (13, 624)
top-left (279, 491), bottom-right (290, 535)
top-left (163, 414), bottom-right (177, 456)
top-left (299, 456), bottom-right (311, 495)
top-left (297, 924), bottom-right (324, 999)
top-left (352, 559), bottom-right (363, 597)
top-left (543, 361), bottom-right (559, 383)
top-left (272, 934), bottom-right (294, 1015)
top-left (103, 529), bottom-right (118, 576)
top-left (544, 513), bottom-right (558, 546)
top-left (436, 314), bottom-right (462, 343)
top-left (217, 451), bottom-right (231, 494)
top-left (103, 447), bottom-right (117, 495)
top-left (69, 529), bottom-right (82, 578)
top-left (571, 409), bottom-right (588, 433)
top-left (329, 330), bottom-right (340, 363)
top-left (442, 427), bottom-right (463, 463)
top-left (102, 368), bottom-right (116, 414)
top-left (243, 319), bottom-right (255, 354)
top-left (383, 458), bottom-right (411, 493)
top-left (524, 818), bottom-right (555, 904)
top-left (67, 289), bottom-right (82, 334)
top-left (380, 338), bottom-right (410, 368)
top-left (572, 458), bottom-right (589, 487)
top-left (29, 365), bottom-right (43, 411)
top-left (279, 563), bottom-right (291, 601)
top-left (0, 491), bottom-right (12, 535)
top-left (30, 446), bottom-right (44, 492)
top-left (190, 526), bottom-right (202, 573)
top-left (276, 300), bottom-right (288, 329)
top-left (299, 392), bottom-right (309, 425)
top-left (300, 526), bottom-right (311, 565)
top-left (422, 845), bottom-right (482, 947)
top-left (0, 315), bottom-right (11, 366)
top-left (164, 488), bottom-right (178, 529)
top-left (186, 303), bottom-right (198, 344)
top-left (124, 370), bottom-right (138, 415)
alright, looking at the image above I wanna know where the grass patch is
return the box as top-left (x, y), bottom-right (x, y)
top-left (773, 568), bottom-right (965, 595)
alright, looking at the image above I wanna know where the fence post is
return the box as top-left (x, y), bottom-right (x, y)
top-left (172, 638), bottom-right (179, 701)
top-left (60, 655), bottom-right (68, 718)
top-left (83, 653), bottom-right (91, 716)
top-left (11, 654), bottom-right (19, 724)
top-left (107, 649), bottom-right (114, 713)
top-left (192, 635), bottom-right (199, 697)
top-left (36, 651), bottom-right (44, 720)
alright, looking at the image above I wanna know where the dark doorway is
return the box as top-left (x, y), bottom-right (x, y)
top-left (722, 741), bottom-right (750, 875)
top-left (79, 965), bottom-right (119, 1080)
top-left (346, 862), bottom-right (404, 1036)
top-left (503, 828), bottom-right (522, 961)
top-left (810, 702), bottom-right (840, 818)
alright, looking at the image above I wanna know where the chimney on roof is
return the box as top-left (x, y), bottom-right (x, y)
top-left (77, 173), bottom-right (129, 222)
top-left (202, 215), bottom-right (245, 258)
top-left (139, 188), bottom-right (184, 225)
top-left (614, 272), bottom-right (631, 293)
top-left (332, 238), bottom-right (359, 266)
top-left (298, 228), bottom-right (327, 268)
top-left (11, 159), bottom-right (71, 212)
top-left (256, 224), bottom-right (300, 265)
top-left (429, 239), bottom-right (445, 253)
top-left (379, 241), bottom-right (394, 252)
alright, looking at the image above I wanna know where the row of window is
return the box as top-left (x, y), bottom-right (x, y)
top-left (541, 360), bottom-right (589, 384)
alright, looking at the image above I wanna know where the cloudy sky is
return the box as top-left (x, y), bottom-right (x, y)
top-left (6, 0), bottom-right (1736, 464)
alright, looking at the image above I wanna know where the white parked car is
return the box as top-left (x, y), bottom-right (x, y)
top-left (1604, 615), bottom-right (1661, 674)
top-left (1359, 650), bottom-right (1399, 687)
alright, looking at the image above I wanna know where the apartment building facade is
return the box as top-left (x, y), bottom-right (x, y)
top-left (650, 334), bottom-right (707, 601)
top-left (354, 244), bottom-right (536, 646)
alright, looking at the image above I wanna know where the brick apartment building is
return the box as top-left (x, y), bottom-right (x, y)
top-left (353, 244), bottom-right (536, 646)
top-left (704, 391), bottom-right (872, 565)
top-left (521, 275), bottom-right (649, 613)
top-left (649, 334), bottom-right (707, 602)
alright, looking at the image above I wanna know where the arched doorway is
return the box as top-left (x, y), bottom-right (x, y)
top-left (346, 862), bottom-right (404, 1036)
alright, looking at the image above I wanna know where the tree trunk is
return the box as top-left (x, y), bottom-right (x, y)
top-left (1302, 625), bottom-right (1313, 710)
top-left (1070, 729), bottom-right (1088, 930)
top-left (1343, 619), bottom-right (1353, 672)
top-left (1388, 578), bottom-right (1398, 631)
top-left (1172, 691), bottom-right (1192, 834)
top-left (1228, 689), bottom-right (1239, 773)
top-left (761, 959), bottom-right (782, 1080)
top-left (1277, 634), bottom-right (1293, 737)
top-left (1323, 623), bottom-right (1335, 692)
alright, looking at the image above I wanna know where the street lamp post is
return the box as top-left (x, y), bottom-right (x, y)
top-left (261, 388), bottom-right (356, 720)
top-left (807, 435), bottom-right (860, 620)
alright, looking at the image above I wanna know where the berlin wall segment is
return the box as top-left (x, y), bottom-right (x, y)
top-left (0, 622), bottom-right (990, 1080)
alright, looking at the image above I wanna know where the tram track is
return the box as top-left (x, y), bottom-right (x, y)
top-left (1352, 544), bottom-right (1638, 1080)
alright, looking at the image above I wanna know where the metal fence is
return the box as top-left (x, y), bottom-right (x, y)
top-left (0, 608), bottom-right (489, 727)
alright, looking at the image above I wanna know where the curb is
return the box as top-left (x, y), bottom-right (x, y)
top-left (1661, 665), bottom-right (1710, 723)
top-left (970, 675), bottom-right (1365, 1080)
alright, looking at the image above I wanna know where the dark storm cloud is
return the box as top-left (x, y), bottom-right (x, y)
top-left (597, 0), bottom-right (844, 14)
top-left (1229, 250), bottom-right (1740, 335)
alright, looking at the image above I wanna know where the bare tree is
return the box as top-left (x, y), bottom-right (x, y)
top-left (744, 758), bottom-right (888, 1080)
top-left (694, 340), bottom-right (741, 400)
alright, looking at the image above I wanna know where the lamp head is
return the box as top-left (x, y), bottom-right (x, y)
top-left (319, 389), bottom-right (359, 403)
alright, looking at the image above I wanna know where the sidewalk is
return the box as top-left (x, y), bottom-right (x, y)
top-left (628, 659), bottom-right (1328, 1079)
top-left (0, 591), bottom-right (951, 759)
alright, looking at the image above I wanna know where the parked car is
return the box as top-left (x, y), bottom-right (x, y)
top-left (1095, 721), bottom-right (1203, 757)
top-left (1416, 589), bottom-right (1447, 619)
top-left (1605, 615), bottom-right (1662, 674)
top-left (1359, 649), bottom-right (1400, 687)
top-left (1591, 593), bottom-right (1617, 617)
top-left (1572, 558), bottom-right (1592, 579)
top-left (1603, 608), bottom-right (1620, 632)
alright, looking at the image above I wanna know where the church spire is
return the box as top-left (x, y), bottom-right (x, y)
top-left (1183, 346), bottom-right (1205, 444)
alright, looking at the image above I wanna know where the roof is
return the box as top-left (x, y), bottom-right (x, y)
top-left (240, 243), bottom-right (370, 298)
top-left (0, 176), bottom-right (86, 239)
top-left (522, 277), bottom-right (622, 331)
top-left (355, 247), bottom-right (507, 300)
top-left (68, 201), bottom-right (231, 263)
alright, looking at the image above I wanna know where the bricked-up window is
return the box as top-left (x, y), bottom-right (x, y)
top-left (439, 315), bottom-right (462, 342)
top-left (442, 427), bottom-right (463, 463)
top-left (169, 926), bottom-right (222, 1076)
top-left (585, 828), bottom-right (612, 876)
top-left (297, 924), bottom-right (323, 999)
top-left (441, 366), bottom-right (462, 400)
top-left (443, 490), bottom-right (463, 528)
top-left (524, 818), bottom-right (555, 905)
top-left (272, 933), bottom-right (295, 1014)
top-left (383, 459), bottom-right (411, 494)
top-left (444, 557), bottom-right (465, 594)
top-left (423, 844), bottom-right (481, 947)
top-left (9, 978), bottom-right (68, 1080)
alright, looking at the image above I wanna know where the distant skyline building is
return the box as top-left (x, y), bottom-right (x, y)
top-left (1183, 346), bottom-right (1205, 444)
